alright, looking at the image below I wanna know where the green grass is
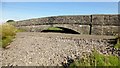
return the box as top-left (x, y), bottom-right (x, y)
top-left (94, 50), bottom-right (119, 66)
top-left (0, 23), bottom-right (24, 48)
top-left (16, 29), bottom-right (26, 32)
top-left (114, 37), bottom-right (120, 49)
top-left (47, 27), bottom-right (63, 31)
top-left (70, 50), bottom-right (119, 67)
top-left (1, 36), bottom-right (15, 48)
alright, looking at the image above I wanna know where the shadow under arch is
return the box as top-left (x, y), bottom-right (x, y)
top-left (41, 27), bottom-right (80, 34)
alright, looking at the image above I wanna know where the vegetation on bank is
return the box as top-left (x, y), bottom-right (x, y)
top-left (70, 50), bottom-right (119, 67)
top-left (114, 36), bottom-right (120, 49)
top-left (0, 23), bottom-right (24, 48)
top-left (70, 36), bottom-right (120, 67)
top-left (47, 27), bottom-right (63, 31)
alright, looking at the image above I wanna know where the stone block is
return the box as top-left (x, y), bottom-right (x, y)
top-left (92, 25), bottom-right (119, 35)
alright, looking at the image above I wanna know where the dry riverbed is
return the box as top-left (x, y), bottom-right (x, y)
top-left (1, 32), bottom-right (116, 66)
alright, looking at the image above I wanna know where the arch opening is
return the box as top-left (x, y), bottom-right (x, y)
top-left (41, 27), bottom-right (80, 34)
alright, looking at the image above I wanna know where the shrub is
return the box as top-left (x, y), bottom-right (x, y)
top-left (0, 23), bottom-right (18, 48)
top-left (2, 23), bottom-right (17, 38)
top-left (6, 20), bottom-right (15, 23)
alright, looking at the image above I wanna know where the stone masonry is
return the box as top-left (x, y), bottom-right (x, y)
top-left (15, 14), bottom-right (120, 36)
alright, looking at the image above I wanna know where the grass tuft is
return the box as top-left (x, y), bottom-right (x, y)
top-left (70, 50), bottom-right (119, 67)
top-left (114, 37), bottom-right (120, 49)
top-left (0, 23), bottom-right (22, 48)
top-left (1, 23), bottom-right (17, 38)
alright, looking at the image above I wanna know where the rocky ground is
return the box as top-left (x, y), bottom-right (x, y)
top-left (1, 32), bottom-right (116, 66)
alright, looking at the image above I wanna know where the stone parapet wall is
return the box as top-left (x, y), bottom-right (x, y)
top-left (16, 14), bottom-right (119, 26)
top-left (15, 14), bottom-right (120, 35)
top-left (92, 14), bottom-right (119, 26)
top-left (16, 15), bottom-right (91, 26)
top-left (91, 26), bottom-right (119, 35)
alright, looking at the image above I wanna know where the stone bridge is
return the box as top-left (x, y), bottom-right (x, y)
top-left (15, 14), bottom-right (120, 35)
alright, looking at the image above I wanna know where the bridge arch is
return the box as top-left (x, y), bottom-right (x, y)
top-left (17, 24), bottom-right (90, 34)
top-left (41, 26), bottom-right (80, 34)
top-left (51, 24), bottom-right (89, 34)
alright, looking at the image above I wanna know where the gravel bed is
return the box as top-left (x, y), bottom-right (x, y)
top-left (1, 32), bottom-right (116, 66)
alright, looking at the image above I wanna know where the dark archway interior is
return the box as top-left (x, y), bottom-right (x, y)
top-left (41, 27), bottom-right (80, 34)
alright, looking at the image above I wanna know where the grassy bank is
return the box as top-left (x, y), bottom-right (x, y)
top-left (70, 50), bottom-right (119, 67)
top-left (47, 27), bottom-right (63, 31)
top-left (0, 23), bottom-right (20, 48)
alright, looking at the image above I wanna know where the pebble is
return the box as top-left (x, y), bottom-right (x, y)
top-left (1, 32), bottom-right (118, 66)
